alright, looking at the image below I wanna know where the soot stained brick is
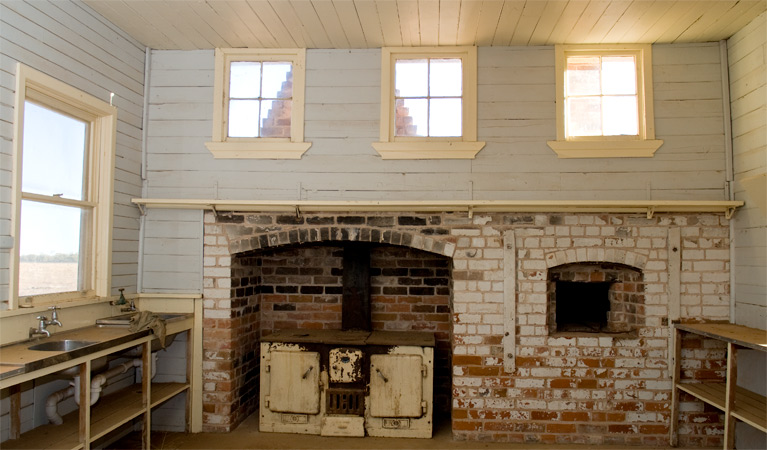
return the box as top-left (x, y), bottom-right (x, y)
top-left (276, 215), bottom-right (304, 225)
top-left (338, 216), bottom-right (365, 225)
top-left (368, 216), bottom-right (395, 227)
top-left (306, 216), bottom-right (334, 225)
top-left (273, 303), bottom-right (296, 311)
top-left (300, 286), bottom-right (324, 295)
top-left (216, 214), bottom-right (244, 223)
top-left (409, 287), bottom-right (435, 296)
top-left (399, 216), bottom-right (427, 226)
top-left (276, 286), bottom-right (298, 294)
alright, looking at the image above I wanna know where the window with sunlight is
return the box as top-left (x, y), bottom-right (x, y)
top-left (206, 49), bottom-right (310, 159)
top-left (394, 58), bottom-right (463, 138)
top-left (548, 45), bottom-right (662, 158)
top-left (11, 64), bottom-right (116, 309)
top-left (565, 55), bottom-right (638, 138)
top-left (19, 102), bottom-right (90, 297)
top-left (373, 47), bottom-right (484, 160)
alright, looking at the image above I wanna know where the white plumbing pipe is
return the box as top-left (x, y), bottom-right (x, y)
top-left (47, 353), bottom-right (158, 424)
top-left (45, 386), bottom-right (75, 425)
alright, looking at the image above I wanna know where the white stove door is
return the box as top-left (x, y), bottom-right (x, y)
top-left (268, 351), bottom-right (321, 414)
top-left (369, 354), bottom-right (423, 417)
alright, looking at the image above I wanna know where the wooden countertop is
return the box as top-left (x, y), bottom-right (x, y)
top-left (0, 313), bottom-right (193, 383)
top-left (675, 322), bottom-right (767, 352)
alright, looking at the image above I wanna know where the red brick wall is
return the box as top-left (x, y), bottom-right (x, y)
top-left (204, 212), bottom-right (732, 445)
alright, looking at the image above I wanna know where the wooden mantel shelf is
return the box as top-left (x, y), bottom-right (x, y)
top-left (132, 198), bottom-right (743, 219)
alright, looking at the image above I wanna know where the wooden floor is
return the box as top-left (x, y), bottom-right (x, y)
top-left (110, 413), bottom-right (701, 450)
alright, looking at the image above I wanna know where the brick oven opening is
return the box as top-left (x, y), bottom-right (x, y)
top-left (554, 281), bottom-right (613, 332)
top-left (548, 262), bottom-right (644, 335)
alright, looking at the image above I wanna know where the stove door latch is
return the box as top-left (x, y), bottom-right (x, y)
top-left (421, 401), bottom-right (428, 415)
top-left (421, 364), bottom-right (428, 378)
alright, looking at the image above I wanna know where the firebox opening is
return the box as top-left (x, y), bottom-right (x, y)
top-left (555, 281), bottom-right (613, 333)
top-left (547, 262), bottom-right (645, 336)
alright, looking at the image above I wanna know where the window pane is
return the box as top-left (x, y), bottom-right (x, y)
top-left (18, 201), bottom-right (86, 296)
top-left (22, 102), bottom-right (87, 200)
top-left (260, 99), bottom-right (292, 138)
top-left (429, 59), bottom-right (462, 97)
top-left (429, 98), bottom-right (462, 137)
top-left (262, 62), bottom-right (292, 99)
top-left (567, 97), bottom-right (602, 137)
top-left (566, 56), bottom-right (600, 96)
top-left (230, 62), bottom-right (261, 98)
top-left (228, 99), bottom-right (261, 137)
top-left (395, 59), bottom-right (428, 97)
top-left (395, 98), bottom-right (427, 136)
top-left (603, 96), bottom-right (638, 136)
top-left (602, 56), bottom-right (636, 95)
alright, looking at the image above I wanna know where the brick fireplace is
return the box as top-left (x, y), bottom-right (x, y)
top-left (201, 211), bottom-right (731, 447)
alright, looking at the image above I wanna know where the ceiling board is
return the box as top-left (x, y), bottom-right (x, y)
top-left (82, 0), bottom-right (767, 50)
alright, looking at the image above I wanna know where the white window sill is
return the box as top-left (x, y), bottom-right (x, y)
top-left (205, 141), bottom-right (311, 159)
top-left (546, 140), bottom-right (663, 158)
top-left (372, 141), bottom-right (486, 160)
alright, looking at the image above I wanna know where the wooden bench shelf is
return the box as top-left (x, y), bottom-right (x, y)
top-left (671, 323), bottom-right (767, 449)
top-left (2, 315), bottom-right (196, 450)
top-left (5, 382), bottom-right (190, 449)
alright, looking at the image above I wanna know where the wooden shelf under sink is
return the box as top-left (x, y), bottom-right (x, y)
top-left (4, 382), bottom-right (190, 450)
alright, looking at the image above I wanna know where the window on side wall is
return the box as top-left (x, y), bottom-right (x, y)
top-left (547, 44), bottom-right (663, 158)
top-left (373, 47), bottom-right (485, 159)
top-left (10, 64), bottom-right (116, 309)
top-left (205, 48), bottom-right (311, 159)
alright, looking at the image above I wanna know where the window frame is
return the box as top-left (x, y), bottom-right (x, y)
top-left (547, 44), bottom-right (663, 158)
top-left (373, 46), bottom-right (485, 160)
top-left (10, 63), bottom-right (116, 309)
top-left (205, 48), bottom-right (311, 159)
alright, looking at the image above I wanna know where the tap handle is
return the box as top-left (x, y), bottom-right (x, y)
top-left (36, 315), bottom-right (48, 323)
top-left (48, 306), bottom-right (59, 320)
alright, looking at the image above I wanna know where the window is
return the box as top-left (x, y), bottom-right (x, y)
top-left (10, 64), bottom-right (116, 308)
top-left (206, 48), bottom-right (311, 159)
top-left (373, 47), bottom-right (485, 159)
top-left (547, 44), bottom-right (662, 158)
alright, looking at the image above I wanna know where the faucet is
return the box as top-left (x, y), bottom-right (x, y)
top-left (29, 307), bottom-right (62, 338)
top-left (121, 299), bottom-right (137, 313)
top-left (119, 289), bottom-right (137, 313)
top-left (110, 288), bottom-right (136, 312)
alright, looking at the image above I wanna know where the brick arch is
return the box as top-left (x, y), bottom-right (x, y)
top-left (227, 226), bottom-right (457, 259)
top-left (544, 248), bottom-right (648, 270)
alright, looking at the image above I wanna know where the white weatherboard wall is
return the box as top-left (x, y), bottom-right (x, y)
top-left (0, 0), bottom-right (146, 307)
top-left (146, 45), bottom-right (727, 202)
top-left (728, 12), bottom-right (767, 450)
top-left (142, 43), bottom-right (729, 292)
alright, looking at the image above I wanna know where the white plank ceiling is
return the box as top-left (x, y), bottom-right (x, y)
top-left (84, 0), bottom-right (767, 50)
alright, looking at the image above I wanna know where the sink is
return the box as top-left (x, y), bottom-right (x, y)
top-left (28, 340), bottom-right (97, 352)
top-left (96, 313), bottom-right (186, 327)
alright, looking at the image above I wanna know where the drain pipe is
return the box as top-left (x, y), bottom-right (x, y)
top-left (137, 46), bottom-right (151, 293)
top-left (720, 39), bottom-right (737, 323)
top-left (46, 353), bottom-right (158, 425)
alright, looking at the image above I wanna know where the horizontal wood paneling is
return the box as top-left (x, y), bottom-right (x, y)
top-left (0, 0), bottom-right (145, 308)
top-left (142, 44), bottom-right (729, 203)
top-left (728, 11), bottom-right (766, 331)
top-left (140, 209), bottom-right (202, 293)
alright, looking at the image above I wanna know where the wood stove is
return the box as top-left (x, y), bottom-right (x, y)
top-left (259, 243), bottom-right (435, 438)
top-left (259, 329), bottom-right (434, 438)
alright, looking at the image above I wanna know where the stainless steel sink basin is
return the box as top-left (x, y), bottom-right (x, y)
top-left (28, 340), bottom-right (97, 352)
top-left (95, 313), bottom-right (186, 327)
